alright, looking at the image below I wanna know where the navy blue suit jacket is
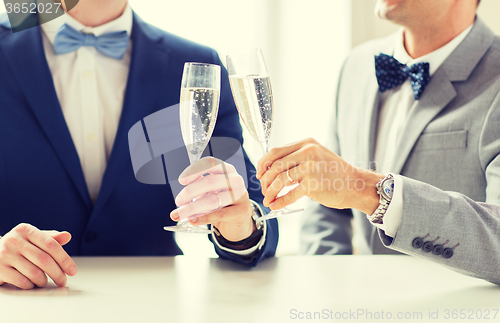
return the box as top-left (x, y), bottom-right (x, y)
top-left (0, 13), bottom-right (278, 266)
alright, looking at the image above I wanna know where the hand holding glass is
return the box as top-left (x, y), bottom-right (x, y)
top-left (164, 62), bottom-right (220, 234)
top-left (226, 49), bottom-right (303, 221)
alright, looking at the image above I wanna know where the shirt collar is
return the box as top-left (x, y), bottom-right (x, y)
top-left (41, 4), bottom-right (133, 45)
top-left (393, 23), bottom-right (474, 76)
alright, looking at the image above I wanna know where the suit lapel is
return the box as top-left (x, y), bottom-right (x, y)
top-left (361, 73), bottom-right (380, 169)
top-left (362, 61), bottom-right (388, 252)
top-left (92, 14), bottom-right (172, 213)
top-left (390, 71), bottom-right (457, 174)
top-left (389, 17), bottom-right (496, 174)
top-left (0, 23), bottom-right (91, 208)
top-left (363, 42), bottom-right (395, 169)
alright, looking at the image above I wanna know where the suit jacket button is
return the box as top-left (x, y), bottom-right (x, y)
top-left (422, 241), bottom-right (434, 253)
top-left (432, 244), bottom-right (444, 255)
top-left (442, 248), bottom-right (454, 259)
top-left (85, 232), bottom-right (97, 243)
top-left (412, 237), bottom-right (423, 249)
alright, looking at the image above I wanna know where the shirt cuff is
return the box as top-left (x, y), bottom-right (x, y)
top-left (372, 173), bottom-right (403, 237)
top-left (211, 201), bottom-right (268, 256)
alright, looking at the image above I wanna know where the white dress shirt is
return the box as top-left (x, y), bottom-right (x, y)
top-left (40, 7), bottom-right (264, 254)
top-left (41, 5), bottom-right (133, 203)
top-left (373, 24), bottom-right (474, 237)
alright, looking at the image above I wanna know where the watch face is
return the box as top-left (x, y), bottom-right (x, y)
top-left (382, 179), bottom-right (394, 199)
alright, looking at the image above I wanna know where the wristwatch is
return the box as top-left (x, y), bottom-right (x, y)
top-left (367, 174), bottom-right (394, 224)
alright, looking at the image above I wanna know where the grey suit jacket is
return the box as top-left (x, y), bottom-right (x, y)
top-left (301, 18), bottom-right (500, 284)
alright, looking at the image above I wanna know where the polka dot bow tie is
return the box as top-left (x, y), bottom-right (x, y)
top-left (375, 53), bottom-right (430, 100)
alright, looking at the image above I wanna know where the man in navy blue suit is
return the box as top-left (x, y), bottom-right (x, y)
top-left (0, 0), bottom-right (278, 290)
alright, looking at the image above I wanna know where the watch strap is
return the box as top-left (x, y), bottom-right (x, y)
top-left (368, 174), bottom-right (394, 224)
top-left (213, 201), bottom-right (264, 250)
top-left (213, 226), bottom-right (264, 251)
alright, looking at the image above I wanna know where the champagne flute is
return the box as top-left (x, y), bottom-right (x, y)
top-left (164, 62), bottom-right (221, 234)
top-left (226, 49), bottom-right (303, 222)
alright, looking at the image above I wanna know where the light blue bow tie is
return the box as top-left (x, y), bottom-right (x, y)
top-left (53, 23), bottom-right (129, 60)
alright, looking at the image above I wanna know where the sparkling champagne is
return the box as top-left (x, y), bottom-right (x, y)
top-left (229, 75), bottom-right (273, 144)
top-left (180, 87), bottom-right (220, 161)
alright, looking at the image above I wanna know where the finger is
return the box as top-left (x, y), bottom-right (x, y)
top-left (175, 173), bottom-right (245, 206)
top-left (25, 228), bottom-right (77, 277)
top-left (44, 231), bottom-right (72, 246)
top-left (260, 149), bottom-right (308, 194)
top-left (172, 190), bottom-right (237, 221)
top-left (179, 157), bottom-right (236, 185)
top-left (262, 166), bottom-right (303, 207)
top-left (22, 243), bottom-right (68, 287)
top-left (0, 266), bottom-right (35, 290)
top-left (268, 180), bottom-right (308, 210)
top-left (11, 256), bottom-right (49, 288)
top-left (192, 202), bottom-right (249, 226)
top-left (256, 139), bottom-right (313, 179)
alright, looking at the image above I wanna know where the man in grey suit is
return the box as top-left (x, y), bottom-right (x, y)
top-left (256, 0), bottom-right (500, 284)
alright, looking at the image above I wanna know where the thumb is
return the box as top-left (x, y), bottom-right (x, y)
top-left (44, 231), bottom-right (72, 246)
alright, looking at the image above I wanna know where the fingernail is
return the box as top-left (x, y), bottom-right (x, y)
top-left (171, 210), bottom-right (179, 220)
top-left (269, 202), bottom-right (275, 208)
top-left (69, 265), bottom-right (77, 276)
top-left (59, 277), bottom-right (67, 287)
top-left (190, 216), bottom-right (198, 223)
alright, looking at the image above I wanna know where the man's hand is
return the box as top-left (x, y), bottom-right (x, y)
top-left (0, 224), bottom-right (78, 290)
top-left (170, 157), bottom-right (255, 242)
top-left (256, 138), bottom-right (384, 214)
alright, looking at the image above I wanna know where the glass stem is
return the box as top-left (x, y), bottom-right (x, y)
top-left (187, 151), bottom-right (203, 165)
top-left (260, 139), bottom-right (269, 156)
top-left (178, 218), bottom-right (189, 226)
top-left (181, 150), bottom-right (203, 227)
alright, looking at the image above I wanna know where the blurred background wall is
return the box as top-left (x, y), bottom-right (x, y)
top-left (1, 0), bottom-right (498, 256)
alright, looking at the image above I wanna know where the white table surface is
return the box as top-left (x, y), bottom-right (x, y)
top-left (0, 255), bottom-right (498, 323)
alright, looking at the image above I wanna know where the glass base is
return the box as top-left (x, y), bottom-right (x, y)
top-left (258, 207), bottom-right (304, 222)
top-left (163, 219), bottom-right (212, 234)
